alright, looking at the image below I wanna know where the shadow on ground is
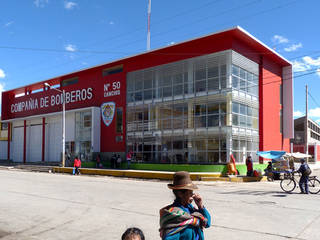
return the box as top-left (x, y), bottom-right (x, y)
top-left (219, 189), bottom-right (289, 197)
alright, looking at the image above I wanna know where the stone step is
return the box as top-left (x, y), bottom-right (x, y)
top-left (201, 176), bottom-right (267, 182)
top-left (14, 165), bottom-right (55, 173)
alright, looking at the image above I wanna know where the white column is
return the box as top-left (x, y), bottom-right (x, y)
top-left (91, 107), bottom-right (101, 152)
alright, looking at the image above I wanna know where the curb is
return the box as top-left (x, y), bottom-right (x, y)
top-left (53, 167), bottom-right (221, 180)
top-left (201, 176), bottom-right (267, 182)
top-left (52, 167), bottom-right (266, 182)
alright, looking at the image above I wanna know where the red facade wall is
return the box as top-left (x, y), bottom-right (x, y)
top-left (1, 28), bottom-right (292, 154)
top-left (99, 72), bottom-right (126, 152)
top-left (2, 67), bottom-right (127, 152)
top-left (260, 57), bottom-right (290, 152)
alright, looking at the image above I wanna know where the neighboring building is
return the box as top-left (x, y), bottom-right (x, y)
top-left (292, 116), bottom-right (320, 162)
top-left (1, 26), bottom-right (293, 169)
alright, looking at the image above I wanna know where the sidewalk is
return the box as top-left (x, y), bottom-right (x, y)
top-left (309, 161), bottom-right (320, 170)
top-left (53, 167), bottom-right (267, 182)
top-left (2, 163), bottom-right (319, 182)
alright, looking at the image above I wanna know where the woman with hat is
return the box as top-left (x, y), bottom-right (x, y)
top-left (159, 171), bottom-right (211, 240)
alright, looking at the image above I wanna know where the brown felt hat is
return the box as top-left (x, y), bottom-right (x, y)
top-left (168, 171), bottom-right (198, 190)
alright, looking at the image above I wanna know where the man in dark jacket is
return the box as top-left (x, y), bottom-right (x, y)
top-left (246, 156), bottom-right (253, 177)
top-left (110, 153), bottom-right (116, 169)
top-left (296, 158), bottom-right (311, 194)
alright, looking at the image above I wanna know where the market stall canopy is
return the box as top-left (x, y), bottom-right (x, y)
top-left (284, 152), bottom-right (312, 159)
top-left (256, 151), bottom-right (286, 160)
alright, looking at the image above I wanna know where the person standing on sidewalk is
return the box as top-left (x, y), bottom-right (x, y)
top-left (246, 156), bottom-right (253, 177)
top-left (73, 156), bottom-right (81, 175)
top-left (159, 171), bottom-right (211, 240)
top-left (117, 154), bottom-right (122, 169)
top-left (110, 153), bottom-right (116, 169)
top-left (96, 154), bottom-right (101, 168)
top-left (126, 150), bottom-right (133, 169)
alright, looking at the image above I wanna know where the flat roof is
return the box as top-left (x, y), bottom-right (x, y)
top-left (295, 116), bottom-right (320, 128)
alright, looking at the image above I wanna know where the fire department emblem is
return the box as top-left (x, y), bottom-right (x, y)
top-left (101, 102), bottom-right (115, 126)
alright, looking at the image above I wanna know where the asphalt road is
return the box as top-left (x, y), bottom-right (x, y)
top-left (0, 168), bottom-right (319, 240)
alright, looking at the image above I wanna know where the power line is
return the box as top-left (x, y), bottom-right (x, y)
top-left (241, 67), bottom-right (320, 92)
top-left (150, 0), bottom-right (262, 42)
top-left (287, 50), bottom-right (320, 62)
top-left (264, 68), bottom-right (320, 86)
top-left (78, 0), bottom-right (237, 53)
top-left (0, 0), bottom-right (302, 80)
top-left (3, 44), bottom-right (320, 59)
top-left (0, 1), bottom-right (263, 56)
top-left (56, 0), bottom-right (298, 72)
top-left (5, 45), bottom-right (319, 90)
top-left (112, 0), bottom-right (263, 54)
top-left (0, 0), bottom-right (230, 73)
top-left (308, 91), bottom-right (320, 109)
top-left (148, 0), bottom-right (298, 49)
top-left (0, 46), bottom-right (131, 55)
top-left (0, 0), bottom-right (263, 71)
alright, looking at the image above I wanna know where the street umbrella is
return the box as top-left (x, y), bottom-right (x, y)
top-left (256, 151), bottom-right (286, 160)
top-left (284, 152), bottom-right (311, 159)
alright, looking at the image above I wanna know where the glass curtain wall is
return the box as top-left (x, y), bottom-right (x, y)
top-left (127, 51), bottom-right (230, 164)
top-left (126, 50), bottom-right (260, 164)
top-left (230, 54), bottom-right (260, 162)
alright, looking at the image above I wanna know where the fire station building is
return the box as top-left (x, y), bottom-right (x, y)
top-left (1, 26), bottom-right (293, 167)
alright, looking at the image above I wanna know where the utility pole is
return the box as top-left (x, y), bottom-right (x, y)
top-left (305, 85), bottom-right (308, 162)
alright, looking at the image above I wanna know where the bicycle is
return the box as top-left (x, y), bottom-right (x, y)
top-left (280, 171), bottom-right (320, 194)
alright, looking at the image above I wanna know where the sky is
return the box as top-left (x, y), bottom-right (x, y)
top-left (1, 0), bottom-right (320, 123)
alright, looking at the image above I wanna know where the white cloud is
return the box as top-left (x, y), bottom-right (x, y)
top-left (302, 56), bottom-right (320, 66)
top-left (4, 21), bottom-right (14, 27)
top-left (284, 43), bottom-right (302, 52)
top-left (109, 21), bottom-right (114, 25)
top-left (292, 56), bottom-right (320, 78)
top-left (293, 110), bottom-right (304, 118)
top-left (0, 69), bottom-right (5, 79)
top-left (34, 0), bottom-right (49, 8)
top-left (292, 60), bottom-right (311, 72)
top-left (64, 44), bottom-right (77, 52)
top-left (272, 35), bottom-right (289, 44)
top-left (64, 1), bottom-right (77, 10)
top-left (309, 108), bottom-right (320, 118)
top-left (293, 56), bottom-right (320, 78)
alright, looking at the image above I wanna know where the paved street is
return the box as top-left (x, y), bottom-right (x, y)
top-left (0, 169), bottom-right (319, 240)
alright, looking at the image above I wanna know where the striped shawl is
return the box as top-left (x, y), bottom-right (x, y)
top-left (159, 206), bottom-right (207, 238)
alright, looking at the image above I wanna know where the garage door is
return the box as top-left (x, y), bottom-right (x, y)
top-left (27, 125), bottom-right (42, 162)
top-left (12, 127), bottom-right (24, 162)
top-left (47, 120), bottom-right (62, 162)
